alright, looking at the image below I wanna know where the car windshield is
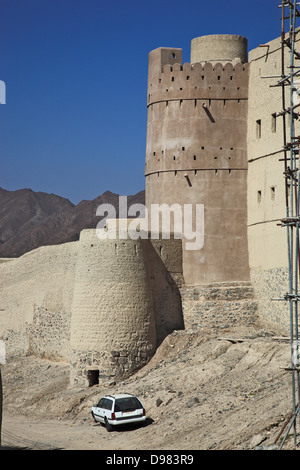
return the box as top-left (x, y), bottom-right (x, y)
top-left (114, 397), bottom-right (142, 412)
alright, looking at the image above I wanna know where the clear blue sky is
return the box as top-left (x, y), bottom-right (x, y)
top-left (0, 0), bottom-right (282, 204)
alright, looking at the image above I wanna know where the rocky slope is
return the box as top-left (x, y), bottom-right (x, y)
top-left (1, 324), bottom-right (299, 450)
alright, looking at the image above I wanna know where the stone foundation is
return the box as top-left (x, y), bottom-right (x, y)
top-left (70, 344), bottom-right (154, 388)
top-left (250, 267), bottom-right (290, 334)
top-left (180, 281), bottom-right (259, 330)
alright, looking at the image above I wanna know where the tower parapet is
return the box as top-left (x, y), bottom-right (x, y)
top-left (147, 59), bottom-right (248, 108)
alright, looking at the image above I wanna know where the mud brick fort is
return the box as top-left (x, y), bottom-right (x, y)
top-left (0, 33), bottom-right (296, 388)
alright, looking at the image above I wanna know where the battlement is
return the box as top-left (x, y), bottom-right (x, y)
top-left (148, 61), bottom-right (249, 106)
top-left (145, 61), bottom-right (249, 176)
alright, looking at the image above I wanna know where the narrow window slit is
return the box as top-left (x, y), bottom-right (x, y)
top-left (272, 113), bottom-right (277, 133)
top-left (271, 186), bottom-right (276, 200)
top-left (256, 119), bottom-right (262, 139)
top-left (257, 190), bottom-right (262, 203)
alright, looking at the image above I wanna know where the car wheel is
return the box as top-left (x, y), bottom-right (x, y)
top-left (105, 418), bottom-right (113, 432)
top-left (91, 411), bottom-right (97, 423)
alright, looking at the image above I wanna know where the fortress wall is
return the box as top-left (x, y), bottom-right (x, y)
top-left (247, 35), bottom-right (300, 333)
top-left (0, 242), bottom-right (78, 359)
top-left (145, 238), bottom-right (184, 345)
top-left (0, 218), bottom-right (184, 385)
top-left (146, 46), bottom-right (250, 285)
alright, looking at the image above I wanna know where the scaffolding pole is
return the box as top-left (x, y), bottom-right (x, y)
top-left (277, 0), bottom-right (300, 449)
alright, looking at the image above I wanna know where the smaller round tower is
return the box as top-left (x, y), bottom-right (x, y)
top-left (190, 34), bottom-right (247, 65)
top-left (69, 223), bottom-right (156, 387)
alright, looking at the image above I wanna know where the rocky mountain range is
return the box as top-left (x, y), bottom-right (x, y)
top-left (0, 187), bottom-right (145, 258)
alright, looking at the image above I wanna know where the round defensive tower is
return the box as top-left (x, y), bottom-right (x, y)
top-left (69, 224), bottom-right (156, 387)
top-left (145, 35), bottom-right (250, 285)
top-left (190, 34), bottom-right (247, 65)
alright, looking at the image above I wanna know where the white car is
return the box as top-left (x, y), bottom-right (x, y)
top-left (91, 393), bottom-right (146, 432)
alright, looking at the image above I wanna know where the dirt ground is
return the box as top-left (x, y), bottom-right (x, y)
top-left (1, 324), bottom-right (300, 451)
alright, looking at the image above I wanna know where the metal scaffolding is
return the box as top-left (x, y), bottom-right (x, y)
top-left (276, 0), bottom-right (300, 449)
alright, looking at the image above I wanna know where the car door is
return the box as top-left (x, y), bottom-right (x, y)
top-left (103, 398), bottom-right (113, 421)
top-left (94, 398), bottom-right (105, 423)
